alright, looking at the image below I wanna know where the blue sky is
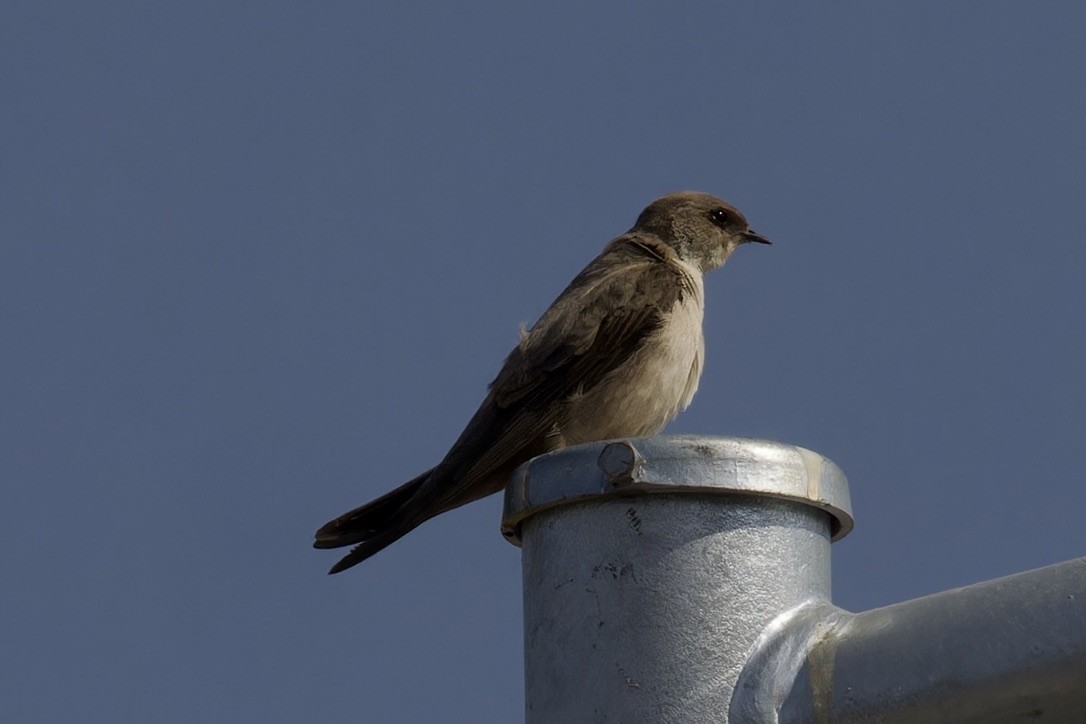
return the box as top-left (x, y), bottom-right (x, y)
top-left (4, 3), bottom-right (1085, 721)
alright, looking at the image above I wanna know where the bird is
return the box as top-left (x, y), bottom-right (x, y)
top-left (314, 191), bottom-right (771, 573)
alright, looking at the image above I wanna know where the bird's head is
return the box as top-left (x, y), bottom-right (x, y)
top-left (632, 191), bottom-right (771, 272)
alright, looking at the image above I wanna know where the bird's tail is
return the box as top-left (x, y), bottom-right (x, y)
top-left (313, 469), bottom-right (433, 574)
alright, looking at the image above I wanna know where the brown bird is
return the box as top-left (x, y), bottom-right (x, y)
top-left (314, 191), bottom-right (770, 573)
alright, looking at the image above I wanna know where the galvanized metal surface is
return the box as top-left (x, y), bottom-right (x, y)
top-left (507, 437), bottom-right (845, 723)
top-left (503, 435), bottom-right (853, 546)
top-left (507, 436), bottom-right (1086, 723)
top-left (769, 556), bottom-right (1086, 723)
top-left (521, 495), bottom-right (832, 723)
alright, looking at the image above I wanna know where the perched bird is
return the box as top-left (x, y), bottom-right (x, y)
top-left (314, 191), bottom-right (771, 573)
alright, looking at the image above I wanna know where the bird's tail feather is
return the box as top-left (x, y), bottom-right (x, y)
top-left (313, 469), bottom-right (433, 574)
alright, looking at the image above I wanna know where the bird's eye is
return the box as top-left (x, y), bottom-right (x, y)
top-left (709, 208), bottom-right (733, 228)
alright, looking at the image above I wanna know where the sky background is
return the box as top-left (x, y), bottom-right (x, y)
top-left (4, 3), bottom-right (1085, 722)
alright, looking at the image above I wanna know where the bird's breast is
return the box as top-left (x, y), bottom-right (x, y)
top-left (562, 265), bottom-right (705, 443)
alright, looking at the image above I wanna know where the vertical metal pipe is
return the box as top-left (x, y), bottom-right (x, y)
top-left (502, 436), bottom-right (852, 724)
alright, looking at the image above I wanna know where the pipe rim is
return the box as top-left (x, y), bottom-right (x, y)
top-left (501, 435), bottom-right (853, 546)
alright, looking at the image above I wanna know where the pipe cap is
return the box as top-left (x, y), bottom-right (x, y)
top-left (502, 436), bottom-right (853, 546)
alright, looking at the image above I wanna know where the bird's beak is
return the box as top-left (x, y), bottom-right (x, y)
top-left (744, 229), bottom-right (772, 245)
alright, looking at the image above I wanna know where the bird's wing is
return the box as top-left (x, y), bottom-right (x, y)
top-left (416, 238), bottom-right (692, 512)
top-left (491, 238), bottom-right (690, 409)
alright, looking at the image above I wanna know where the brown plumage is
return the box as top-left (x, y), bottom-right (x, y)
top-left (314, 192), bottom-right (770, 573)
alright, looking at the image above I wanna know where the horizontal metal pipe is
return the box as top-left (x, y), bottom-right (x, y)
top-left (771, 557), bottom-right (1086, 723)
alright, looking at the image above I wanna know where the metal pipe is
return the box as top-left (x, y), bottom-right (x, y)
top-left (504, 436), bottom-right (1086, 723)
top-left (768, 557), bottom-right (1086, 723)
top-left (502, 436), bottom-right (852, 723)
